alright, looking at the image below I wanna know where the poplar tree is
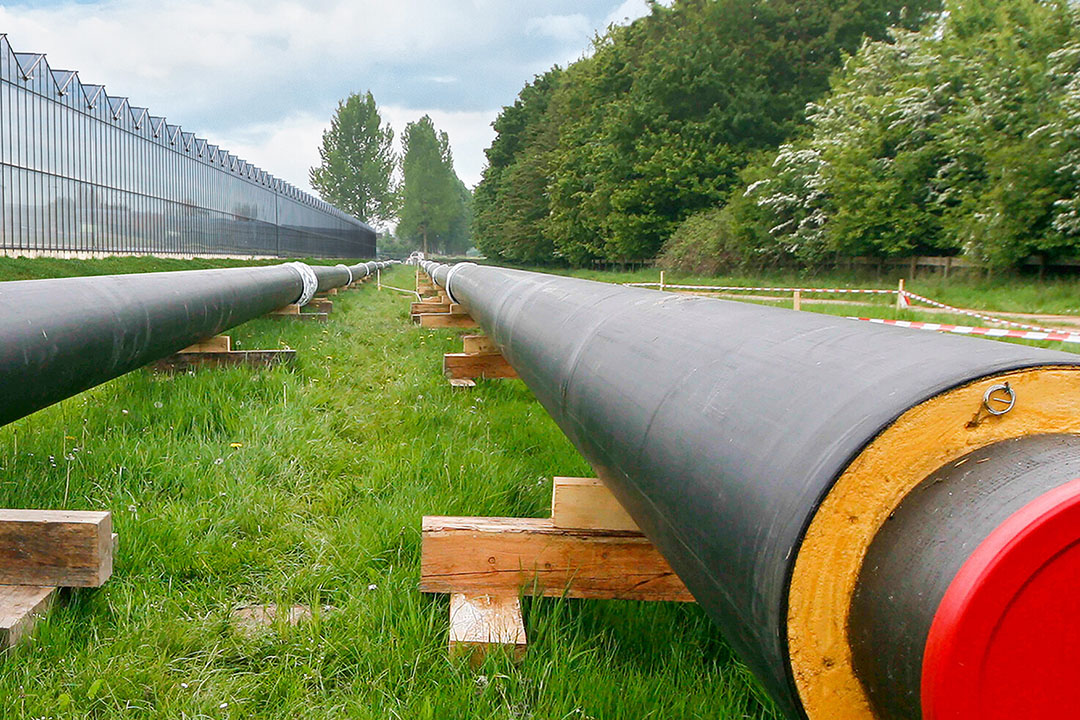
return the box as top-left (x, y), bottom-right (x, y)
top-left (310, 91), bottom-right (397, 225)
top-left (397, 116), bottom-right (465, 254)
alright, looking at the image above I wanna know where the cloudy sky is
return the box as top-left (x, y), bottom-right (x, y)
top-left (0, 0), bottom-right (654, 198)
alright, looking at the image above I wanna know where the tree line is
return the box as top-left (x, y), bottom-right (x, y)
top-left (309, 92), bottom-right (471, 256)
top-left (476, 0), bottom-right (1080, 272)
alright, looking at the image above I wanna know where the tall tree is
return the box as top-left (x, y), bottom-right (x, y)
top-left (474, 0), bottom-right (942, 266)
top-left (748, 0), bottom-right (1080, 268)
top-left (309, 91), bottom-right (397, 225)
top-left (397, 116), bottom-right (466, 254)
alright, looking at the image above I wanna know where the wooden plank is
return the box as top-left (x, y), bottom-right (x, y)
top-left (304, 299), bottom-right (333, 314)
top-left (450, 593), bottom-right (526, 664)
top-left (269, 303), bottom-right (301, 316)
top-left (150, 349), bottom-right (297, 372)
top-left (411, 301), bottom-right (451, 316)
top-left (420, 516), bottom-right (692, 602)
top-left (462, 335), bottom-right (497, 354)
top-left (449, 378), bottom-right (476, 389)
top-left (551, 477), bottom-right (639, 532)
top-left (443, 352), bottom-right (518, 380)
top-left (0, 585), bottom-right (57, 649)
top-left (419, 313), bottom-right (477, 329)
top-left (179, 335), bottom-right (231, 353)
top-left (0, 510), bottom-right (112, 587)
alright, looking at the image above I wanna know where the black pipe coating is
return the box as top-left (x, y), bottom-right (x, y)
top-left (419, 261), bottom-right (1080, 719)
top-left (849, 433), bottom-right (1080, 720)
top-left (312, 264), bottom-right (352, 293)
top-left (0, 263), bottom-right (327, 428)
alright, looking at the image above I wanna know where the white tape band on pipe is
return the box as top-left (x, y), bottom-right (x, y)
top-left (285, 262), bottom-right (319, 306)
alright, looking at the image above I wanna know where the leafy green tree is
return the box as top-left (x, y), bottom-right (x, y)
top-left (749, 0), bottom-right (1080, 268)
top-left (397, 116), bottom-right (469, 254)
top-left (475, 0), bottom-right (942, 266)
top-left (309, 91), bottom-right (397, 225)
top-left (474, 68), bottom-right (562, 263)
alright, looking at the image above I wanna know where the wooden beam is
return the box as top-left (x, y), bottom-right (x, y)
top-left (419, 313), bottom-right (477, 329)
top-left (0, 510), bottom-right (112, 587)
top-left (179, 335), bottom-right (231, 353)
top-left (551, 477), bottom-right (639, 532)
top-left (449, 593), bottom-right (526, 665)
top-left (449, 378), bottom-right (477, 389)
top-left (305, 298), bottom-right (333, 315)
top-left (150, 349), bottom-right (297, 372)
top-left (411, 301), bottom-right (451, 316)
top-left (269, 303), bottom-right (301, 316)
top-left (462, 335), bottom-right (497, 355)
top-left (0, 585), bottom-right (56, 649)
top-left (443, 352), bottom-right (518, 380)
top-left (420, 516), bottom-right (692, 602)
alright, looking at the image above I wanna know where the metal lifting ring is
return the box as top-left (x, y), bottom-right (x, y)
top-left (983, 382), bottom-right (1016, 416)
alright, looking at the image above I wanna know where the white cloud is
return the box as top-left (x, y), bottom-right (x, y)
top-left (526, 13), bottom-right (591, 43)
top-left (604, 0), bottom-right (655, 28)
top-left (202, 112), bottom-right (329, 194)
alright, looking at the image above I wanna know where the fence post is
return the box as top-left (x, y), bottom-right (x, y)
top-left (660, 270), bottom-right (665, 292)
top-left (896, 278), bottom-right (906, 310)
top-left (793, 289), bottom-right (801, 311)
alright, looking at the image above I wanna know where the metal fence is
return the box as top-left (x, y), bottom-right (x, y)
top-left (0, 34), bottom-right (375, 259)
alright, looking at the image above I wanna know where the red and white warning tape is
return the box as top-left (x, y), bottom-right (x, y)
top-left (627, 282), bottom-right (893, 295)
top-left (898, 290), bottom-right (1062, 334)
top-left (631, 279), bottom-right (1080, 340)
top-left (851, 317), bottom-right (1080, 344)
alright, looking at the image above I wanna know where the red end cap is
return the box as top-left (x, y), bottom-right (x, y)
top-left (922, 477), bottom-right (1080, 720)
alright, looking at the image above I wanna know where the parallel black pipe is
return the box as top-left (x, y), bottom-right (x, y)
top-left (420, 261), bottom-right (1080, 720)
top-left (0, 261), bottom-right (354, 428)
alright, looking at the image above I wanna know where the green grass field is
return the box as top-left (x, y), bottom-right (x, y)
top-left (0, 259), bottom-right (777, 720)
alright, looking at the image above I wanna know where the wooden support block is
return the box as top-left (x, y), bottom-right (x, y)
top-left (443, 352), bottom-right (518, 380)
top-left (316, 288), bottom-right (339, 297)
top-left (269, 303), bottom-right (301, 315)
top-left (0, 510), bottom-right (112, 587)
top-left (179, 335), bottom-right (231, 353)
top-left (304, 298), bottom-right (333, 314)
top-left (419, 313), bottom-right (477, 329)
top-left (0, 585), bottom-right (57, 649)
top-left (150, 349), bottom-right (297, 372)
top-left (420, 516), bottom-right (692, 602)
top-left (411, 301), bottom-right (451, 316)
top-left (462, 335), bottom-right (497, 354)
top-left (450, 593), bottom-right (527, 665)
top-left (449, 378), bottom-right (477, 389)
top-left (551, 477), bottom-right (639, 532)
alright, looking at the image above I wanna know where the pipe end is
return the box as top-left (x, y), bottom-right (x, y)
top-left (922, 477), bottom-right (1080, 720)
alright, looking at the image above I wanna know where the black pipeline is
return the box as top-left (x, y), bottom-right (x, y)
top-left (0, 260), bottom-right (391, 428)
top-left (419, 260), bottom-right (1080, 720)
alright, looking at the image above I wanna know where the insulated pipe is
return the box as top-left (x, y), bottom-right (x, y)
top-left (420, 261), bottom-right (1080, 720)
top-left (0, 263), bottom-right (324, 428)
top-left (311, 263), bottom-right (352, 293)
